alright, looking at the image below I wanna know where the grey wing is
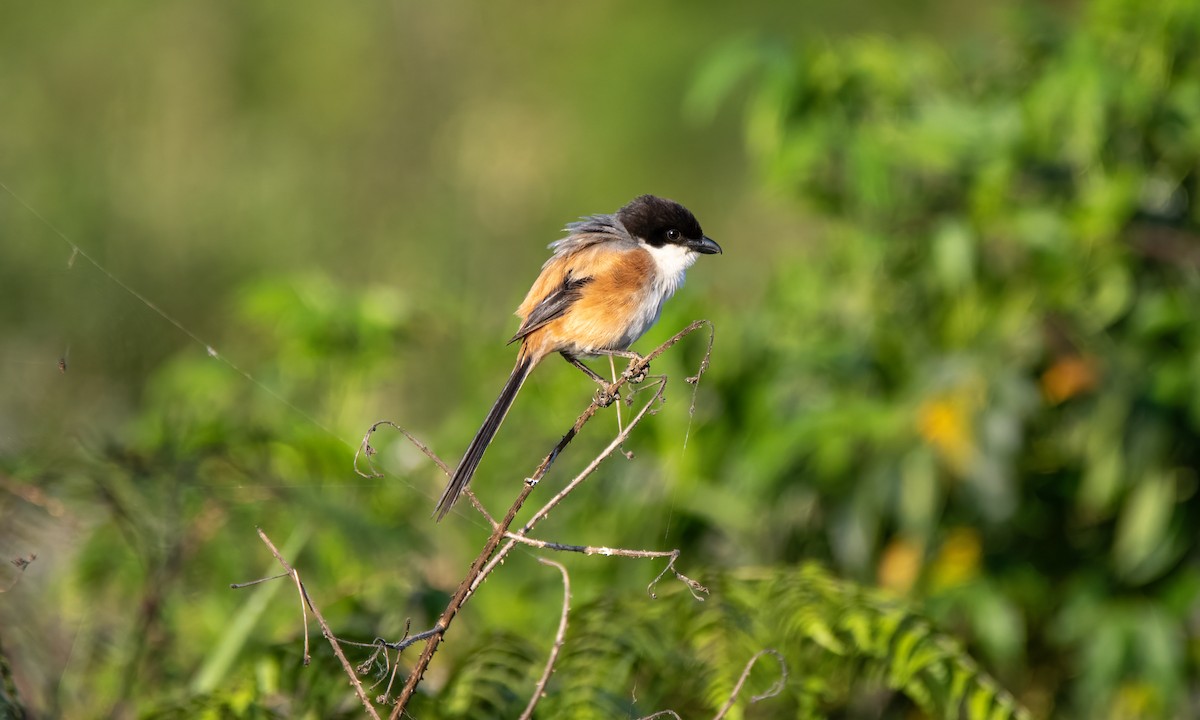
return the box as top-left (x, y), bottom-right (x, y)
top-left (507, 274), bottom-right (593, 345)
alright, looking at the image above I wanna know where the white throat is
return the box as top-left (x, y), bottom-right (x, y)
top-left (645, 242), bottom-right (698, 299)
top-left (601, 242), bottom-right (699, 351)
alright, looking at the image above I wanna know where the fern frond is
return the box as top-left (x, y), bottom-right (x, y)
top-left (439, 564), bottom-right (1031, 719)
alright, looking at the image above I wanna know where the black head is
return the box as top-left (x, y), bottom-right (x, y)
top-left (617, 195), bottom-right (722, 254)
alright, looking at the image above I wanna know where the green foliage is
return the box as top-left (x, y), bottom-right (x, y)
top-left (0, 274), bottom-right (432, 719)
top-left (2, 267), bottom-right (1031, 719)
top-left (683, 0), bottom-right (1200, 716)
top-left (435, 632), bottom-right (540, 720)
top-left (5, 0), bottom-right (1200, 717)
top-left (441, 565), bottom-right (1028, 720)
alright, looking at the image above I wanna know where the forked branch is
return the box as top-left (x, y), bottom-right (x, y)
top-left (240, 321), bottom-right (713, 717)
top-left (249, 528), bottom-right (381, 720)
top-left (388, 320), bottom-right (715, 717)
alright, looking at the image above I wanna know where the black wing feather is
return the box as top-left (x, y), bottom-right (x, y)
top-left (507, 274), bottom-right (593, 345)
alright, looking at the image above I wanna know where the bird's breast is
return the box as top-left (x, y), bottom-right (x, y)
top-left (571, 246), bottom-right (688, 353)
top-left (518, 243), bottom-right (696, 358)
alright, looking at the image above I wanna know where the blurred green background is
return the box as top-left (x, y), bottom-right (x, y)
top-left (3, 0), bottom-right (1199, 718)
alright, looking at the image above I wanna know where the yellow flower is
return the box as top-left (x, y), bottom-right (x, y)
top-left (917, 394), bottom-right (976, 474)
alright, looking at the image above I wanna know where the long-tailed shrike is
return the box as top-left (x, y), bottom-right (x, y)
top-left (435, 194), bottom-right (721, 520)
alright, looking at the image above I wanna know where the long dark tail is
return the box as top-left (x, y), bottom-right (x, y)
top-left (435, 354), bottom-right (533, 520)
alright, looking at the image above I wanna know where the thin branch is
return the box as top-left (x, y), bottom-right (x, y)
top-left (354, 637), bottom-right (392, 677)
top-left (711, 649), bottom-right (787, 720)
top-left (500, 536), bottom-right (708, 600)
top-left (354, 420), bottom-right (452, 478)
top-left (229, 571), bottom-right (289, 588)
top-left (512, 377), bottom-right (668, 532)
top-left (469, 375), bottom-right (707, 601)
top-left (636, 712), bottom-right (683, 720)
top-left (503, 534), bottom-right (678, 558)
top-left (388, 461), bottom-right (551, 715)
top-left (380, 645), bottom-right (405, 708)
top-left (462, 487), bottom-right (498, 527)
top-left (294, 566), bottom-right (311, 664)
top-left (388, 320), bottom-right (714, 717)
top-left (254, 527), bottom-right (381, 720)
top-left (468, 377), bottom-right (669, 598)
top-left (647, 551), bottom-right (708, 601)
top-left (677, 320), bottom-right (714, 381)
top-left (346, 634), bottom-right (412, 705)
top-left (379, 626), bottom-right (444, 652)
top-left (391, 361), bottom-right (665, 715)
top-left (682, 320), bottom-right (716, 448)
top-left (519, 559), bottom-right (571, 720)
top-left (644, 320), bottom-right (715, 371)
top-left (354, 420), bottom-right (497, 525)
top-left (385, 378), bottom-right (671, 717)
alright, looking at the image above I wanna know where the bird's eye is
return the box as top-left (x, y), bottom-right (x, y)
top-left (665, 228), bottom-right (681, 241)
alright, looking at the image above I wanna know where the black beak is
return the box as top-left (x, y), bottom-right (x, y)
top-left (690, 235), bottom-right (722, 255)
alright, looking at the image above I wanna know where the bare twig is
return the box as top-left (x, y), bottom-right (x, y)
top-left (229, 572), bottom-right (289, 589)
top-left (510, 377), bottom-right (667, 531)
top-left (253, 528), bottom-right (381, 720)
top-left (295, 566), bottom-right (311, 664)
top-left (711, 649), bottom-right (787, 720)
top-left (355, 420), bottom-right (498, 525)
top-left (388, 459), bottom-right (551, 716)
top-left (457, 486), bottom-right (500, 527)
top-left (647, 551), bottom-right (708, 601)
top-left (468, 377), bottom-right (671, 598)
top-left (385, 320), bottom-right (714, 717)
top-left (519, 559), bottom-right (572, 720)
top-left (387, 390), bottom-right (613, 715)
top-left (636, 712), bottom-right (683, 720)
top-left (501, 536), bottom-right (708, 600)
top-left (353, 638), bottom-right (392, 678)
top-left (379, 643), bottom-right (405, 708)
top-left (380, 626), bottom-right (444, 652)
top-left (345, 633), bottom-right (414, 705)
top-left (649, 320), bottom-right (715, 371)
top-left (468, 376), bottom-right (708, 602)
top-left (682, 320), bottom-right (716, 448)
top-left (503, 535), bottom-right (678, 558)
top-left (354, 420), bottom-right (452, 478)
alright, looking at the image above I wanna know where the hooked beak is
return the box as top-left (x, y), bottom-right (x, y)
top-left (689, 235), bottom-right (722, 255)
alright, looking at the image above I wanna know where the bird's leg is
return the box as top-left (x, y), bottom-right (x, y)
top-left (561, 352), bottom-right (609, 386)
top-left (561, 352), bottom-right (617, 407)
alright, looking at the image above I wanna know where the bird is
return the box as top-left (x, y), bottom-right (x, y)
top-left (434, 194), bottom-right (722, 521)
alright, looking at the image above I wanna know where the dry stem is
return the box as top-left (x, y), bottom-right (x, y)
top-left (518, 558), bottom-right (571, 720)
top-left (389, 320), bottom-right (714, 717)
top-left (712, 649), bottom-right (787, 720)
top-left (253, 527), bottom-right (381, 720)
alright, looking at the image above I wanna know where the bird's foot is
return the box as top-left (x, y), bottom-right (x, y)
top-left (594, 385), bottom-right (619, 408)
top-left (622, 361), bottom-right (649, 384)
